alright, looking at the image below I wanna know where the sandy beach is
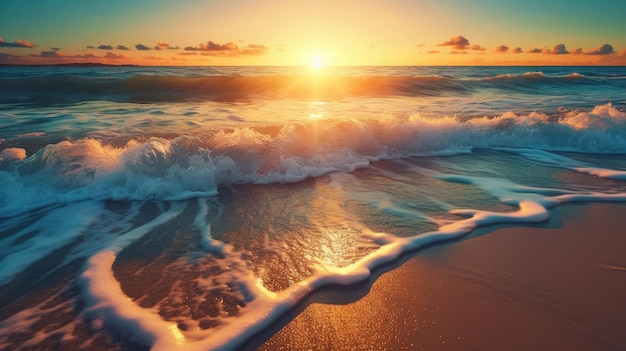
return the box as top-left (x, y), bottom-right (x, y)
top-left (254, 203), bottom-right (626, 351)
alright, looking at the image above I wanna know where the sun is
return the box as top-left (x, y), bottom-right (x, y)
top-left (309, 53), bottom-right (325, 69)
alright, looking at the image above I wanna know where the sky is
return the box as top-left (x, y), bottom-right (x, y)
top-left (1, 0), bottom-right (626, 66)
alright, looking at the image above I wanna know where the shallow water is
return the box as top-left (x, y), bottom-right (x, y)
top-left (1, 66), bottom-right (626, 350)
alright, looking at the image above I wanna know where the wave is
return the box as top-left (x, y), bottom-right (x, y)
top-left (0, 74), bottom-right (461, 104)
top-left (1, 103), bottom-right (626, 216)
top-left (482, 71), bottom-right (585, 81)
top-left (2, 71), bottom-right (624, 104)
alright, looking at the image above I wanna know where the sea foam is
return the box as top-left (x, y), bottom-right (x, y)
top-left (2, 103), bottom-right (626, 218)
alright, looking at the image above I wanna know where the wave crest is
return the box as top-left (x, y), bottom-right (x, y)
top-left (2, 103), bottom-right (626, 216)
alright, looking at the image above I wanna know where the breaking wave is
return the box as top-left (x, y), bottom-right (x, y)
top-left (1, 103), bottom-right (625, 217)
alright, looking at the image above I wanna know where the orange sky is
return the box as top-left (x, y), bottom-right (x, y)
top-left (2, 0), bottom-right (626, 66)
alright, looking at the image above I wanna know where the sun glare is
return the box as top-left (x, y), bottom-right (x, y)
top-left (310, 53), bottom-right (325, 70)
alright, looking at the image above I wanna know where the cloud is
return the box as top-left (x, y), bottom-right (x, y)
top-left (495, 44), bottom-right (509, 53)
top-left (470, 44), bottom-right (486, 51)
top-left (0, 50), bottom-right (19, 58)
top-left (184, 40), bottom-right (269, 57)
top-left (527, 48), bottom-right (542, 54)
top-left (29, 49), bottom-right (101, 59)
top-left (78, 53), bottom-right (101, 59)
top-left (87, 45), bottom-right (96, 49)
top-left (135, 43), bottom-right (151, 50)
top-left (186, 41), bottom-right (238, 51)
top-left (550, 44), bottom-right (569, 55)
top-left (104, 52), bottom-right (129, 59)
top-left (241, 44), bottom-right (268, 56)
top-left (144, 55), bottom-right (165, 60)
top-left (36, 50), bottom-right (64, 58)
top-left (571, 48), bottom-right (584, 55)
top-left (154, 42), bottom-right (180, 50)
top-left (512, 47), bottom-right (523, 54)
top-left (427, 50), bottom-right (441, 54)
top-left (437, 35), bottom-right (470, 50)
top-left (449, 50), bottom-right (469, 55)
top-left (0, 37), bottom-right (35, 48)
top-left (116, 45), bottom-right (131, 50)
top-left (98, 44), bottom-right (114, 50)
top-left (585, 43), bottom-right (614, 55)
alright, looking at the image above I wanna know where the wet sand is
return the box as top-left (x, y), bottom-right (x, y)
top-left (253, 203), bottom-right (626, 351)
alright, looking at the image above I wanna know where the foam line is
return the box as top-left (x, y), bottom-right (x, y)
top-left (0, 201), bottom-right (103, 285)
top-left (78, 203), bottom-right (187, 348)
top-left (494, 147), bottom-right (626, 180)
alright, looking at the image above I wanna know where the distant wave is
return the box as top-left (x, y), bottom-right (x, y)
top-left (482, 71), bottom-right (586, 81)
top-left (2, 71), bottom-right (624, 105)
top-left (0, 74), bottom-right (462, 104)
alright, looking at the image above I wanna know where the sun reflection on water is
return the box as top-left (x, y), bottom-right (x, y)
top-left (308, 101), bottom-right (327, 119)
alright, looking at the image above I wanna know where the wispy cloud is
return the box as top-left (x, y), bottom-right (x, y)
top-left (116, 45), bottom-right (131, 50)
top-left (154, 42), bottom-right (180, 50)
top-left (184, 40), bottom-right (268, 56)
top-left (0, 37), bottom-right (35, 48)
top-left (0, 50), bottom-right (19, 58)
top-left (29, 48), bottom-right (100, 59)
top-left (144, 55), bottom-right (165, 60)
top-left (241, 44), bottom-right (269, 56)
top-left (104, 52), bottom-right (130, 59)
top-left (571, 48), bottom-right (584, 55)
top-left (185, 41), bottom-right (239, 52)
top-left (135, 43), bottom-right (151, 51)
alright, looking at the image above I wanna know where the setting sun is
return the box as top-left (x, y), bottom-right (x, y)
top-left (310, 53), bottom-right (326, 69)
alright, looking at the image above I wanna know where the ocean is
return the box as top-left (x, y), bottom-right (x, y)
top-left (1, 65), bottom-right (626, 350)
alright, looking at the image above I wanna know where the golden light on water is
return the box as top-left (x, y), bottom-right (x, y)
top-left (308, 101), bottom-right (326, 119)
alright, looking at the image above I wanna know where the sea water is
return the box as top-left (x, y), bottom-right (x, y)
top-left (1, 66), bottom-right (626, 350)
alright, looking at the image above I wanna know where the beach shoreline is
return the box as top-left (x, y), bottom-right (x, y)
top-left (252, 203), bottom-right (626, 351)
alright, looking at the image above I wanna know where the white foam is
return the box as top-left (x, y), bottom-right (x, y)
top-left (6, 150), bottom-right (624, 350)
top-left (67, 174), bottom-right (585, 351)
top-left (0, 201), bottom-right (103, 285)
top-left (494, 147), bottom-right (626, 180)
top-left (575, 167), bottom-right (626, 180)
top-left (3, 103), bottom-right (626, 218)
top-left (78, 202), bottom-right (187, 348)
top-left (194, 198), bottom-right (226, 254)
